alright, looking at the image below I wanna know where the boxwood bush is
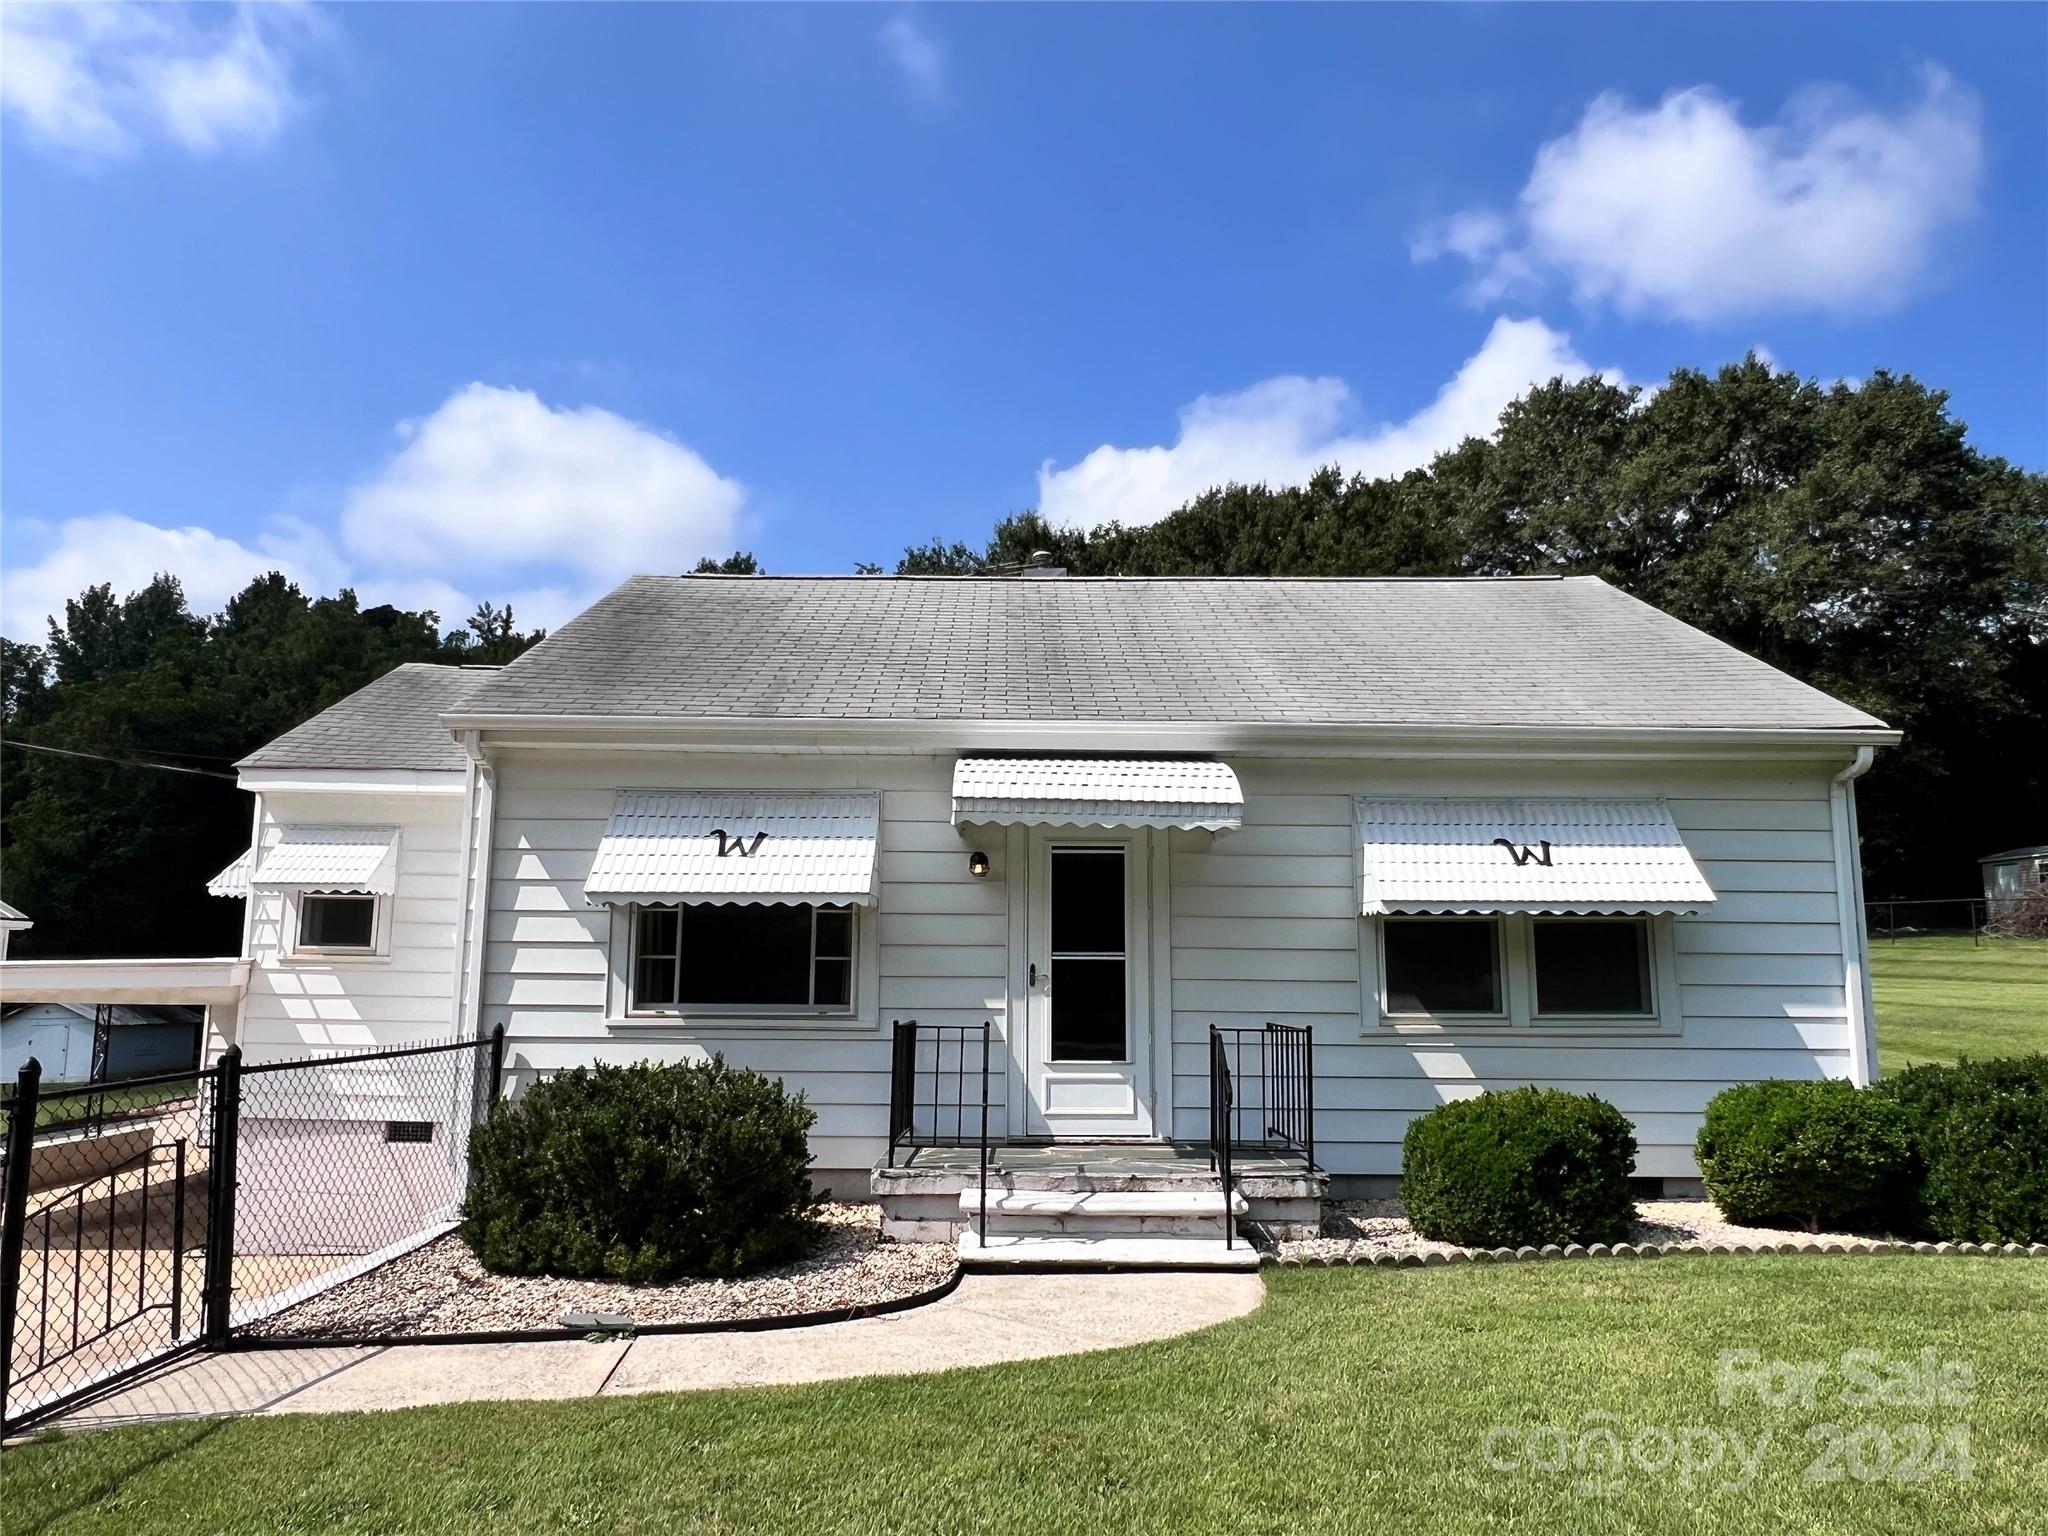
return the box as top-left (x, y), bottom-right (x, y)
top-left (1402, 1087), bottom-right (1638, 1248)
top-left (1695, 1079), bottom-right (1911, 1233)
top-left (1874, 1056), bottom-right (2048, 1243)
top-left (464, 1057), bottom-right (820, 1282)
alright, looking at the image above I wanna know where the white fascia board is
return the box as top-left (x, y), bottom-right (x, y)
top-left (236, 768), bottom-right (468, 796)
top-left (0, 957), bottom-right (250, 1005)
top-left (445, 715), bottom-right (1900, 761)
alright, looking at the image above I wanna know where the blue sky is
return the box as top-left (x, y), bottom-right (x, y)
top-left (3, 3), bottom-right (2043, 639)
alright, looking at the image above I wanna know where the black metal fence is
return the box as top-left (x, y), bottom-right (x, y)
top-left (1, 1028), bottom-right (503, 1433)
top-left (1209, 1023), bottom-right (1315, 1165)
top-left (885, 1020), bottom-right (992, 1241)
top-left (1865, 896), bottom-right (2040, 944)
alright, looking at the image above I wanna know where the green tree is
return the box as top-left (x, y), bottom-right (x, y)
top-left (1, 572), bottom-right (545, 957)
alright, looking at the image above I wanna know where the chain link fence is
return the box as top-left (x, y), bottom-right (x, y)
top-left (2, 1029), bottom-right (502, 1433)
top-left (1865, 896), bottom-right (2044, 944)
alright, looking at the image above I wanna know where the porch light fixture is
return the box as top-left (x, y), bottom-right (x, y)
top-left (967, 850), bottom-right (991, 878)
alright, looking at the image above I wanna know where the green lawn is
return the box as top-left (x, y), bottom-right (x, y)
top-left (2, 1078), bottom-right (193, 1134)
top-left (7, 1259), bottom-right (2047, 1535)
top-left (1871, 935), bottom-right (2048, 1069)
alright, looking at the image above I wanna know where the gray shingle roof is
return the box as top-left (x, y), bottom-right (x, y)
top-left (448, 575), bottom-right (1885, 733)
top-left (239, 664), bottom-right (494, 771)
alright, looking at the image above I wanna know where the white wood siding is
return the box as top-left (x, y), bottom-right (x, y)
top-left (1164, 759), bottom-right (1857, 1179)
top-left (479, 752), bottom-right (1010, 1178)
top-left (471, 748), bottom-right (1861, 1184)
top-left (238, 790), bottom-right (466, 1065)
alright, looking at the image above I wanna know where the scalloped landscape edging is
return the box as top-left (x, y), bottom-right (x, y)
top-left (1260, 1238), bottom-right (2048, 1268)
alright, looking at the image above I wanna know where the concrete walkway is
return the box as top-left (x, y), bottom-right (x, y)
top-left (43, 1270), bottom-right (1263, 1431)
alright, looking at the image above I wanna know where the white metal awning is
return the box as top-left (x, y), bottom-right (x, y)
top-left (251, 826), bottom-right (401, 895)
top-left (1357, 798), bottom-right (1717, 916)
top-left (584, 791), bottom-right (880, 908)
top-left (951, 757), bottom-right (1244, 832)
top-left (205, 848), bottom-right (253, 898)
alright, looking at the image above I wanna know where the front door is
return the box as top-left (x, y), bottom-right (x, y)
top-left (1024, 833), bottom-right (1154, 1137)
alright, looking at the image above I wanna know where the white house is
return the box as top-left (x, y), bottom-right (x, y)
top-left (193, 574), bottom-right (1894, 1260)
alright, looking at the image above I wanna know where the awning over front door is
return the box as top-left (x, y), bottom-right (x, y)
top-left (584, 790), bottom-right (880, 907)
top-left (951, 757), bottom-right (1244, 832)
top-left (251, 826), bottom-right (401, 894)
top-left (1356, 798), bottom-right (1717, 916)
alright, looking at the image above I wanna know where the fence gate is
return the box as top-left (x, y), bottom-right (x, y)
top-left (1, 1031), bottom-right (502, 1433)
top-left (0, 1061), bottom-right (224, 1433)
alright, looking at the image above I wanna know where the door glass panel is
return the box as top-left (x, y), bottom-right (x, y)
top-left (1050, 848), bottom-right (1126, 1062)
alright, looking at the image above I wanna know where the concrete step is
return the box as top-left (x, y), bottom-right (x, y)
top-left (957, 1230), bottom-right (1262, 1271)
top-left (958, 1189), bottom-right (1249, 1219)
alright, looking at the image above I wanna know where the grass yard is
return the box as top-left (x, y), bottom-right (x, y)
top-left (1, 1078), bottom-right (194, 1134)
top-left (6, 1258), bottom-right (2047, 1535)
top-left (1870, 934), bottom-right (2048, 1068)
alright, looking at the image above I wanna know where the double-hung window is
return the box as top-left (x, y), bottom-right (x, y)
top-left (632, 903), bottom-right (855, 1012)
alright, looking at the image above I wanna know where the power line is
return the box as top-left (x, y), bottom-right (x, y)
top-left (1, 738), bottom-right (239, 780)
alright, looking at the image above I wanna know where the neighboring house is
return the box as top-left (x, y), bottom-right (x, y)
top-left (191, 572), bottom-right (1893, 1257)
top-left (0, 902), bottom-right (30, 962)
top-left (0, 1002), bottom-right (203, 1082)
top-left (1980, 846), bottom-right (2048, 909)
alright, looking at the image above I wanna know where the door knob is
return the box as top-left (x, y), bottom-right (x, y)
top-left (1028, 963), bottom-right (1038, 987)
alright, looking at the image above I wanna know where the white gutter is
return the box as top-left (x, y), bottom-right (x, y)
top-left (437, 715), bottom-right (1900, 759)
top-left (235, 768), bottom-right (466, 796)
top-left (1830, 747), bottom-right (1879, 1084)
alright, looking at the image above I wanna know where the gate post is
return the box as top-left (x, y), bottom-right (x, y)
top-left (201, 1047), bottom-right (242, 1349)
top-left (1, 1058), bottom-right (43, 1422)
top-left (487, 1023), bottom-right (507, 1108)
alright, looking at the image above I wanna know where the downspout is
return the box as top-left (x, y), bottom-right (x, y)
top-left (215, 789), bottom-right (265, 1063)
top-left (1830, 747), bottom-right (1878, 1085)
top-left (456, 732), bottom-right (498, 1047)
top-left (449, 750), bottom-right (481, 1038)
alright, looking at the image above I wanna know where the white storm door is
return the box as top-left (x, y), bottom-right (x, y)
top-left (1024, 834), bottom-right (1153, 1138)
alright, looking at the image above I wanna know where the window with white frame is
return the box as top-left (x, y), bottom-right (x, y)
top-left (295, 893), bottom-right (378, 953)
top-left (1531, 917), bottom-right (1653, 1018)
top-left (1381, 918), bottom-right (1503, 1017)
top-left (632, 903), bottom-right (854, 1011)
top-left (1377, 913), bottom-right (1661, 1026)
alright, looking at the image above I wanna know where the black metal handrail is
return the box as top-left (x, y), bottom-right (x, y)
top-left (1208, 1027), bottom-right (1235, 1249)
top-left (1210, 1022), bottom-right (1315, 1166)
top-left (886, 1020), bottom-right (993, 1242)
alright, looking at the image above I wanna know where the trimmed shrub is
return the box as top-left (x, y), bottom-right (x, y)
top-left (1695, 1080), bottom-right (1911, 1233)
top-left (1874, 1056), bottom-right (2048, 1243)
top-left (1402, 1088), bottom-right (1638, 1248)
top-left (463, 1057), bottom-right (820, 1282)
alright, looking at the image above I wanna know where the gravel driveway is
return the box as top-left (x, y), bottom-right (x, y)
top-left (244, 1204), bottom-right (956, 1339)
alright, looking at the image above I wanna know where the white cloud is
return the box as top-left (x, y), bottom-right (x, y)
top-left (877, 14), bottom-right (945, 105)
top-left (0, 384), bottom-right (746, 641)
top-left (0, 2), bottom-right (322, 159)
top-left (1037, 317), bottom-right (1613, 530)
top-left (0, 513), bottom-right (337, 641)
top-left (1415, 65), bottom-right (1982, 323)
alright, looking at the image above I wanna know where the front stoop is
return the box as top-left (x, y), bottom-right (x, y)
top-left (873, 1141), bottom-right (1327, 1245)
top-left (958, 1231), bottom-right (1262, 1270)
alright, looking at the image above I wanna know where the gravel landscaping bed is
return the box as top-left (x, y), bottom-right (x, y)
top-left (1275, 1198), bottom-right (1867, 1263)
top-left (244, 1204), bottom-right (956, 1339)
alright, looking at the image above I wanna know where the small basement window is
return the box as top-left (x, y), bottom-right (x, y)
top-left (1532, 918), bottom-right (1653, 1017)
top-left (1382, 917), bottom-right (1502, 1016)
top-left (298, 894), bottom-right (377, 952)
top-left (633, 903), bottom-right (855, 1012)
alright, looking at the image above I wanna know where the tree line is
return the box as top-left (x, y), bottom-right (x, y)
top-left (2, 355), bottom-right (2039, 954)
top-left (1, 580), bottom-right (544, 958)
top-left (892, 358), bottom-right (2048, 901)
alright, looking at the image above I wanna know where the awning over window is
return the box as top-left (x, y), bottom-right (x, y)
top-left (584, 791), bottom-right (880, 908)
top-left (251, 826), bottom-right (401, 895)
top-left (952, 757), bottom-right (1243, 832)
top-left (1357, 798), bottom-right (1716, 916)
top-left (205, 848), bottom-right (253, 898)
